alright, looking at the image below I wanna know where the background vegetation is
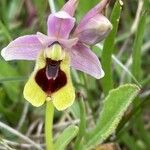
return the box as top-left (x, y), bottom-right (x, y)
top-left (0, 0), bottom-right (149, 149)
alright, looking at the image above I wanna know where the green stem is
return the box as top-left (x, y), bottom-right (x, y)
top-left (45, 101), bottom-right (54, 150)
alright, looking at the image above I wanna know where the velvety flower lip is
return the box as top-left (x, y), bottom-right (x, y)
top-left (1, 0), bottom-right (112, 110)
top-left (23, 44), bottom-right (75, 110)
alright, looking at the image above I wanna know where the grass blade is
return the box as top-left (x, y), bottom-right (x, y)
top-left (101, 0), bottom-right (123, 95)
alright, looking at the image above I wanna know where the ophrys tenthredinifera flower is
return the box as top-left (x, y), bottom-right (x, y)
top-left (1, 0), bottom-right (112, 110)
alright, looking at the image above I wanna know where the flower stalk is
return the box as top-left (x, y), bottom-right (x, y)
top-left (45, 101), bottom-right (54, 150)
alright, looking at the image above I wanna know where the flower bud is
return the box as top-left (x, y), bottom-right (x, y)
top-left (74, 14), bottom-right (112, 45)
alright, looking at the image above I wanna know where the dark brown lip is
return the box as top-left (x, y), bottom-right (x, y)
top-left (35, 58), bottom-right (67, 95)
top-left (46, 58), bottom-right (61, 80)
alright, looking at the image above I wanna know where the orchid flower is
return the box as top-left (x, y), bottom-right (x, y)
top-left (1, 0), bottom-right (112, 111)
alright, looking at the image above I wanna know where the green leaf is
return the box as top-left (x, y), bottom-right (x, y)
top-left (54, 125), bottom-right (79, 150)
top-left (84, 84), bottom-right (140, 149)
top-left (101, 0), bottom-right (123, 95)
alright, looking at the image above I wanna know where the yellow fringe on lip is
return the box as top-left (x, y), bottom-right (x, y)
top-left (23, 73), bottom-right (47, 107)
top-left (23, 50), bottom-right (47, 107)
top-left (23, 44), bottom-right (75, 110)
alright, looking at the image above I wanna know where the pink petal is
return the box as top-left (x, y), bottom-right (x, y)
top-left (74, 14), bottom-right (112, 45)
top-left (70, 43), bottom-right (104, 79)
top-left (47, 11), bottom-right (75, 39)
top-left (37, 32), bottom-right (56, 46)
top-left (59, 38), bottom-right (78, 49)
top-left (37, 32), bottom-right (78, 49)
top-left (1, 35), bottom-right (43, 61)
top-left (61, 0), bottom-right (79, 16)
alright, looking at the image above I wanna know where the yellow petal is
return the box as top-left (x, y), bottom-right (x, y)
top-left (52, 55), bottom-right (75, 110)
top-left (23, 73), bottom-right (47, 107)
